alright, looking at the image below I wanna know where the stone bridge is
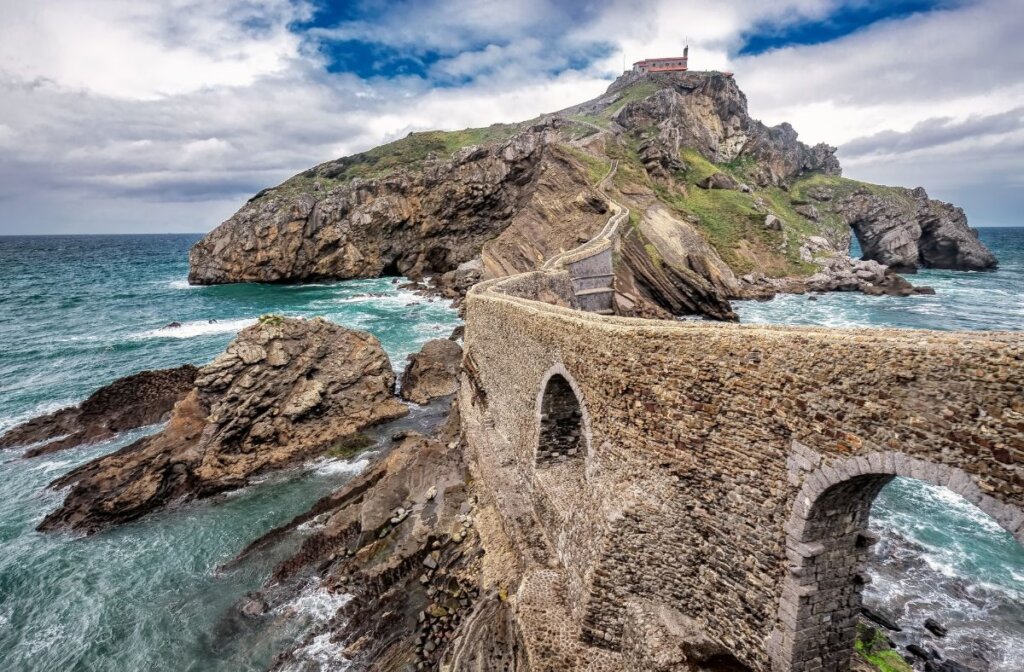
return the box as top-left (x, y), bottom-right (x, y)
top-left (458, 193), bottom-right (1023, 670)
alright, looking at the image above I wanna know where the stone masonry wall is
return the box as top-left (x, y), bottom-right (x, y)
top-left (462, 272), bottom-right (1023, 671)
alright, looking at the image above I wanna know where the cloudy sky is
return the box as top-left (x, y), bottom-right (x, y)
top-left (0, 0), bottom-right (1020, 234)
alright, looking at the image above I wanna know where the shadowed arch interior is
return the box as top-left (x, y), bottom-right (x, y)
top-left (536, 374), bottom-right (585, 467)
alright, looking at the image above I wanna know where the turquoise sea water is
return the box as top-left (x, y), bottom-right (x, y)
top-left (0, 234), bottom-right (460, 671)
top-left (737, 227), bottom-right (1024, 332)
top-left (0, 229), bottom-right (1020, 670)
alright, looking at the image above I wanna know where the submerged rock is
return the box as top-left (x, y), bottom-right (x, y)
top-left (0, 365), bottom-right (198, 457)
top-left (38, 317), bottom-right (408, 534)
top-left (399, 338), bottom-right (463, 405)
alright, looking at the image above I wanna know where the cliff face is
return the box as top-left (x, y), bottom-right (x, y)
top-left (189, 70), bottom-right (996, 317)
top-left (189, 130), bottom-right (551, 285)
top-left (607, 71), bottom-right (840, 186)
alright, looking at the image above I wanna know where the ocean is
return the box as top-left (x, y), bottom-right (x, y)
top-left (0, 229), bottom-right (1021, 670)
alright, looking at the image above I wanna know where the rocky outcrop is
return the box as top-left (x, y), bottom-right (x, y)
top-left (188, 129), bottom-right (554, 285)
top-left (614, 204), bottom-right (738, 321)
top-left (807, 257), bottom-right (935, 296)
top-left (399, 339), bottom-right (463, 404)
top-left (610, 71), bottom-right (840, 186)
top-left (39, 317), bottom-right (408, 534)
top-left (0, 366), bottom-right (197, 457)
top-left (838, 186), bottom-right (997, 272)
top-left (739, 255), bottom-right (936, 298)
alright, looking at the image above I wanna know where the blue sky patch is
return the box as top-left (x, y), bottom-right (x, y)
top-left (739, 0), bottom-right (962, 55)
top-left (293, 0), bottom-right (613, 83)
top-left (317, 39), bottom-right (443, 79)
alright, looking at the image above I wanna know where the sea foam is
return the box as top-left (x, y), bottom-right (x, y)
top-left (134, 318), bottom-right (256, 340)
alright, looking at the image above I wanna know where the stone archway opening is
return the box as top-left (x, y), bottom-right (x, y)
top-left (775, 458), bottom-right (1024, 672)
top-left (536, 374), bottom-right (586, 470)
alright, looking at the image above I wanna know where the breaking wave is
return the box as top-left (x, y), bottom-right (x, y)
top-left (134, 318), bottom-right (257, 340)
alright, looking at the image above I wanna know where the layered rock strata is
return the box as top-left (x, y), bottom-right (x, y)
top-left (228, 401), bottom-right (523, 671)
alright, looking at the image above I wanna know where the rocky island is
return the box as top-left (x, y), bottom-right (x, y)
top-left (189, 70), bottom-right (995, 321)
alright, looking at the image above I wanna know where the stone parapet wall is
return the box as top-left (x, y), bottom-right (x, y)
top-left (462, 268), bottom-right (1023, 671)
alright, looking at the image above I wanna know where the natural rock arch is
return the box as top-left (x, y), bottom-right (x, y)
top-left (771, 450), bottom-right (1024, 672)
top-left (534, 364), bottom-right (591, 471)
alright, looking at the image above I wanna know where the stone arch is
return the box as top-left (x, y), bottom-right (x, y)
top-left (534, 363), bottom-right (592, 471)
top-left (771, 450), bottom-right (1024, 672)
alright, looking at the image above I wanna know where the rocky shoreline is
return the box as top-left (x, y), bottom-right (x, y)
top-left (7, 306), bottom-right (1011, 671)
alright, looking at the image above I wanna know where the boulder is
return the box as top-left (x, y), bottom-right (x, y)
top-left (923, 618), bottom-right (948, 638)
top-left (38, 317), bottom-right (408, 534)
top-left (795, 204), bottom-right (820, 221)
top-left (696, 172), bottom-right (741, 191)
top-left (433, 258), bottom-right (483, 301)
top-left (764, 214), bottom-right (783, 231)
top-left (400, 339), bottom-right (463, 404)
top-left (806, 186), bottom-right (834, 202)
top-left (905, 643), bottom-right (932, 661)
top-left (932, 661), bottom-right (972, 672)
top-left (798, 235), bottom-right (834, 263)
top-left (0, 365), bottom-right (198, 457)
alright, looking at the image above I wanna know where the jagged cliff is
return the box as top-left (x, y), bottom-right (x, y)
top-left (189, 71), bottom-right (996, 319)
